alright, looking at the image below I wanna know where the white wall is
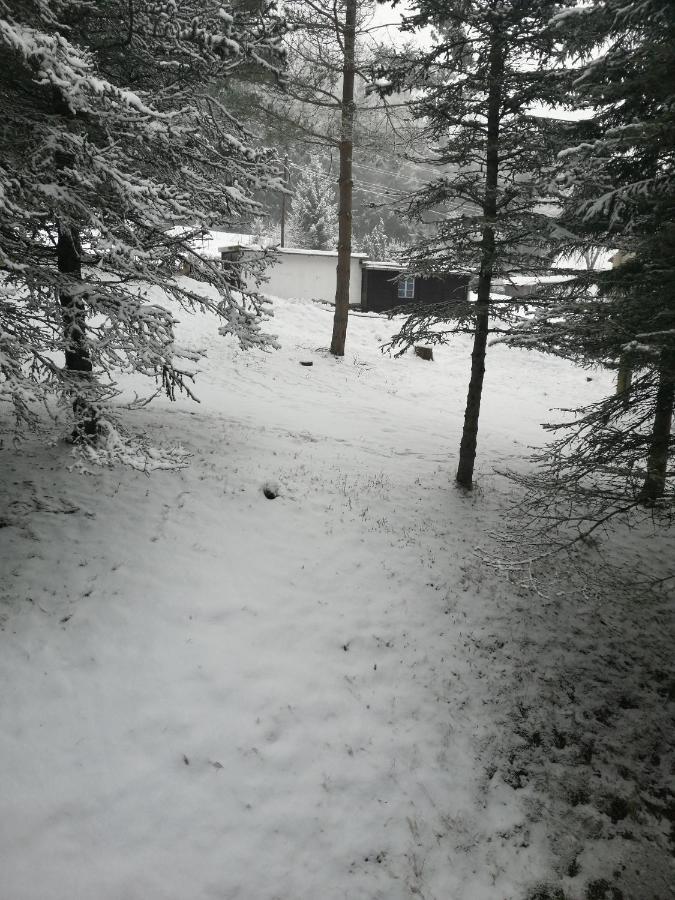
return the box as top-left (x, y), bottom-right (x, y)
top-left (262, 249), bottom-right (365, 305)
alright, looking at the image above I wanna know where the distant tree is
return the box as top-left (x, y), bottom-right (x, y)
top-left (373, 0), bottom-right (571, 489)
top-left (231, 0), bottom-right (412, 355)
top-left (357, 217), bottom-right (402, 260)
top-left (505, 0), bottom-right (675, 524)
top-left (330, 0), bottom-right (357, 356)
top-left (0, 0), bottom-right (285, 436)
top-left (275, 0), bottom-right (360, 355)
top-left (287, 160), bottom-right (339, 250)
top-left (251, 215), bottom-right (281, 247)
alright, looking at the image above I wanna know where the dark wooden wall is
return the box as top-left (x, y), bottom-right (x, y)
top-left (361, 269), bottom-right (470, 313)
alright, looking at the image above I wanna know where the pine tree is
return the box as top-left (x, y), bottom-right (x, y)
top-left (231, 0), bottom-right (405, 355)
top-left (373, 0), bottom-right (572, 489)
top-left (329, 0), bottom-right (357, 356)
top-left (287, 160), bottom-right (339, 251)
top-left (505, 0), bottom-right (675, 521)
top-left (0, 0), bottom-right (285, 435)
top-left (357, 217), bottom-right (401, 261)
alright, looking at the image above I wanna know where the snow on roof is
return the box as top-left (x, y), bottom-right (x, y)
top-left (192, 231), bottom-right (257, 258)
top-left (218, 245), bottom-right (368, 259)
top-left (360, 259), bottom-right (406, 271)
top-left (277, 247), bottom-right (367, 259)
top-left (219, 242), bottom-right (265, 254)
top-left (500, 274), bottom-right (572, 285)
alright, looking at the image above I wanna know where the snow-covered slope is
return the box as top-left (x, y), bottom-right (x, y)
top-left (0, 290), bottom-right (672, 900)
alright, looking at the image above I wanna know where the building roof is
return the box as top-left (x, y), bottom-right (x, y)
top-left (219, 243), bottom-right (264, 254)
top-left (359, 259), bottom-right (406, 271)
top-left (218, 245), bottom-right (368, 259)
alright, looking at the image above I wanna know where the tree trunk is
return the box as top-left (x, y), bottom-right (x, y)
top-left (456, 282), bottom-right (492, 489)
top-left (616, 353), bottom-right (632, 407)
top-left (329, 0), bottom-right (356, 357)
top-left (455, 29), bottom-right (504, 490)
top-left (58, 220), bottom-right (96, 438)
top-left (639, 346), bottom-right (674, 504)
top-left (58, 222), bottom-right (91, 374)
top-left (55, 142), bottom-right (92, 376)
top-left (280, 154), bottom-right (289, 248)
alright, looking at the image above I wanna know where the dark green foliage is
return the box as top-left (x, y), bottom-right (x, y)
top-left (373, 0), bottom-right (573, 317)
top-left (287, 160), bottom-right (339, 250)
top-left (373, 0), bottom-right (573, 487)
top-left (506, 0), bottom-right (675, 517)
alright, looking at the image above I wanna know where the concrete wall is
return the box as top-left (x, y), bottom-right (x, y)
top-left (261, 249), bottom-right (365, 305)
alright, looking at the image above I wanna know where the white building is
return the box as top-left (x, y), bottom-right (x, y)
top-left (221, 245), bottom-right (367, 306)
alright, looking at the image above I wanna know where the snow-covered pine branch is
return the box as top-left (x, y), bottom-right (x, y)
top-left (0, 0), bottom-right (287, 435)
top-left (370, 0), bottom-right (576, 489)
top-left (504, 0), bottom-right (675, 511)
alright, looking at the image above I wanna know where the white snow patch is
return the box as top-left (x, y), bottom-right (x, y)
top-left (0, 293), bottom-right (671, 900)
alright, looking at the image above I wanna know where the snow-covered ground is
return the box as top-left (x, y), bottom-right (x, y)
top-left (1, 288), bottom-right (673, 900)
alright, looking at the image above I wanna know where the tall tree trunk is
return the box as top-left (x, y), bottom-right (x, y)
top-left (53, 104), bottom-right (96, 436)
top-left (639, 346), bottom-right (674, 504)
top-left (616, 353), bottom-right (632, 407)
top-left (57, 221), bottom-right (91, 375)
top-left (329, 0), bottom-right (356, 357)
top-left (455, 29), bottom-right (503, 490)
top-left (280, 154), bottom-right (289, 248)
top-left (55, 143), bottom-right (92, 376)
top-left (58, 220), bottom-right (96, 438)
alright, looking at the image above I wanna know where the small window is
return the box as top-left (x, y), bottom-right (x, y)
top-left (398, 275), bottom-right (415, 300)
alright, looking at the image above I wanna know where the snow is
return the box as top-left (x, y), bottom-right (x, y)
top-left (247, 246), bottom-right (368, 258)
top-left (189, 230), bottom-right (259, 259)
top-left (361, 259), bottom-right (406, 270)
top-left (0, 290), bottom-right (672, 900)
